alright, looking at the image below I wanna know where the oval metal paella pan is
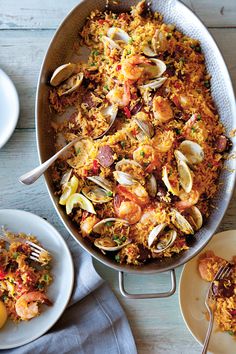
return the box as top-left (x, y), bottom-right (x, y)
top-left (36, 0), bottom-right (236, 298)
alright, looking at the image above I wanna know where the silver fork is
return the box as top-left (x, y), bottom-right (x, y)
top-left (202, 263), bottom-right (232, 354)
top-left (0, 234), bottom-right (50, 264)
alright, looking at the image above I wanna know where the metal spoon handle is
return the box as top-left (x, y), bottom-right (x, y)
top-left (19, 138), bottom-right (79, 185)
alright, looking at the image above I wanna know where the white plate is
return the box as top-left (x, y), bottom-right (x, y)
top-left (179, 230), bottom-right (236, 354)
top-left (0, 69), bottom-right (20, 149)
top-left (0, 209), bottom-right (74, 349)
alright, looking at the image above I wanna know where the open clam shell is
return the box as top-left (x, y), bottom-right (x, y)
top-left (50, 63), bottom-right (76, 87)
top-left (97, 104), bottom-right (118, 138)
top-left (60, 169), bottom-right (72, 186)
top-left (92, 218), bottom-right (129, 234)
top-left (186, 206), bottom-right (203, 230)
top-left (82, 186), bottom-right (112, 203)
top-left (87, 176), bottom-right (114, 193)
top-left (134, 117), bottom-right (154, 138)
top-left (174, 150), bottom-right (188, 164)
top-left (142, 44), bottom-right (157, 57)
top-left (148, 223), bottom-right (177, 253)
top-left (171, 209), bottom-right (194, 234)
top-left (94, 237), bottom-right (131, 251)
top-left (113, 171), bottom-right (138, 186)
top-left (101, 36), bottom-right (121, 50)
top-left (146, 174), bottom-right (157, 197)
top-left (140, 77), bottom-right (167, 90)
top-left (107, 27), bottom-right (131, 44)
top-left (162, 166), bottom-right (179, 196)
top-left (58, 72), bottom-right (84, 96)
top-left (115, 159), bottom-right (143, 171)
top-left (179, 140), bottom-right (204, 165)
top-left (144, 58), bottom-right (166, 79)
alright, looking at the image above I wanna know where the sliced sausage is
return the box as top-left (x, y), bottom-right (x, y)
top-left (97, 145), bottom-right (114, 168)
top-left (215, 135), bottom-right (231, 152)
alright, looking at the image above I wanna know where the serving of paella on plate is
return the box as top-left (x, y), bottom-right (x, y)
top-left (48, 0), bottom-right (231, 266)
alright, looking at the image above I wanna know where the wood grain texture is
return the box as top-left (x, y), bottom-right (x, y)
top-left (1, 1), bottom-right (236, 352)
top-left (0, 0), bottom-right (236, 29)
top-left (0, 129), bottom-right (236, 353)
top-left (0, 28), bottom-right (235, 129)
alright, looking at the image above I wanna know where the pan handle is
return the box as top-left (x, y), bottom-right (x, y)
top-left (118, 269), bottom-right (176, 299)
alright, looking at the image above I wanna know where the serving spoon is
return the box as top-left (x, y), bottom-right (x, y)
top-left (19, 114), bottom-right (117, 185)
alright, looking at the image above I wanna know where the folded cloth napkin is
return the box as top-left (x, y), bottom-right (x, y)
top-left (2, 240), bottom-right (137, 354)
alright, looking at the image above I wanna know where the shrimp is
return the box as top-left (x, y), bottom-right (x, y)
top-left (80, 215), bottom-right (100, 237)
top-left (121, 55), bottom-right (150, 81)
top-left (198, 251), bottom-right (226, 281)
top-left (15, 291), bottom-right (51, 320)
top-left (117, 201), bottom-right (142, 224)
top-left (106, 82), bottom-right (130, 107)
top-left (152, 29), bottom-right (168, 53)
top-left (152, 96), bottom-right (173, 124)
top-left (116, 184), bottom-right (149, 207)
top-left (133, 145), bottom-right (156, 165)
top-left (183, 114), bottom-right (208, 141)
top-left (175, 190), bottom-right (200, 211)
top-left (152, 130), bottom-right (175, 152)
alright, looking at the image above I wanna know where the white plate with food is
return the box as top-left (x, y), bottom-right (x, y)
top-left (0, 69), bottom-right (20, 149)
top-left (0, 209), bottom-right (74, 349)
top-left (179, 230), bottom-right (236, 354)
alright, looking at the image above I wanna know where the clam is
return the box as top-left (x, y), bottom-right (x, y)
top-left (57, 72), bottom-right (84, 96)
top-left (174, 150), bottom-right (188, 164)
top-left (142, 44), bottom-right (157, 57)
top-left (101, 36), bottom-right (121, 50)
top-left (107, 27), bottom-right (131, 44)
top-left (113, 171), bottom-right (137, 186)
top-left (92, 217), bottom-right (129, 233)
top-left (176, 159), bottom-right (193, 193)
top-left (162, 166), bottom-right (179, 196)
top-left (179, 140), bottom-right (204, 165)
top-left (115, 159), bottom-right (143, 171)
top-left (146, 174), bottom-right (157, 197)
top-left (97, 104), bottom-right (118, 138)
top-left (134, 116), bottom-right (154, 138)
top-left (152, 29), bottom-right (168, 53)
top-left (87, 176), bottom-right (114, 193)
top-left (94, 237), bottom-right (131, 251)
top-left (140, 77), bottom-right (167, 90)
top-left (148, 223), bottom-right (177, 253)
top-left (171, 209), bottom-right (194, 234)
top-left (66, 193), bottom-right (96, 215)
top-left (143, 58), bottom-right (166, 79)
top-left (82, 186), bottom-right (112, 203)
top-left (50, 63), bottom-right (76, 87)
top-left (186, 206), bottom-right (203, 231)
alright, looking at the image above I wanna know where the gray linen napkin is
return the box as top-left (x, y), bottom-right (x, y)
top-left (2, 242), bottom-right (137, 354)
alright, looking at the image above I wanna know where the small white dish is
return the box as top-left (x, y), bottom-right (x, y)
top-left (179, 230), bottom-right (236, 354)
top-left (0, 209), bottom-right (74, 349)
top-left (0, 69), bottom-right (20, 149)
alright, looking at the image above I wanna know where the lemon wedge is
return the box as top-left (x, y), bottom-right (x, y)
top-left (0, 301), bottom-right (7, 329)
top-left (162, 166), bottom-right (179, 196)
top-left (59, 175), bottom-right (79, 205)
top-left (177, 159), bottom-right (193, 193)
top-left (66, 193), bottom-right (96, 215)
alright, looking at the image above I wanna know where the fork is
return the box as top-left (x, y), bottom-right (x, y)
top-left (202, 263), bottom-right (232, 354)
top-left (0, 234), bottom-right (50, 264)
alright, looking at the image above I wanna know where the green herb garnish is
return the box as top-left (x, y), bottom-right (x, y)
top-left (140, 150), bottom-right (145, 157)
top-left (128, 37), bottom-right (134, 44)
top-left (105, 221), bottom-right (113, 227)
top-left (104, 85), bottom-right (109, 91)
top-left (120, 141), bottom-right (126, 149)
top-left (115, 254), bottom-right (120, 262)
top-left (106, 191), bottom-right (113, 197)
top-left (44, 274), bottom-right (49, 282)
top-left (228, 331), bottom-right (234, 336)
top-left (175, 128), bottom-right (181, 135)
top-left (121, 236), bottom-right (127, 242)
top-left (13, 252), bottom-right (19, 259)
top-left (204, 80), bottom-right (210, 89)
top-left (197, 114), bottom-right (202, 121)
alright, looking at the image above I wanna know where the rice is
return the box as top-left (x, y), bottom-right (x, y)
top-left (50, 1), bottom-right (230, 266)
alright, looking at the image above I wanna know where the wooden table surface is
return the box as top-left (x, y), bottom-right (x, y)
top-left (0, 1), bottom-right (235, 353)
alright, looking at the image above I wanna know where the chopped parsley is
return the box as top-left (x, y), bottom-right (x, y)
top-left (104, 85), bottom-right (109, 91)
top-left (115, 254), bottom-right (120, 263)
top-left (90, 62), bottom-right (96, 66)
top-left (126, 49), bottom-right (131, 55)
top-left (128, 37), bottom-right (134, 44)
top-left (191, 127), bottom-right (196, 132)
top-left (197, 114), bottom-right (202, 121)
top-left (106, 191), bottom-right (113, 197)
top-left (92, 50), bottom-right (99, 56)
top-left (120, 141), bottom-right (126, 149)
top-left (140, 150), bottom-right (145, 157)
top-left (76, 147), bottom-right (81, 154)
top-left (105, 221), bottom-right (113, 227)
top-left (121, 236), bottom-right (126, 242)
top-left (175, 128), bottom-right (181, 135)
top-left (228, 331), bottom-right (234, 336)
top-left (13, 252), bottom-right (19, 259)
top-left (204, 80), bottom-right (210, 89)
